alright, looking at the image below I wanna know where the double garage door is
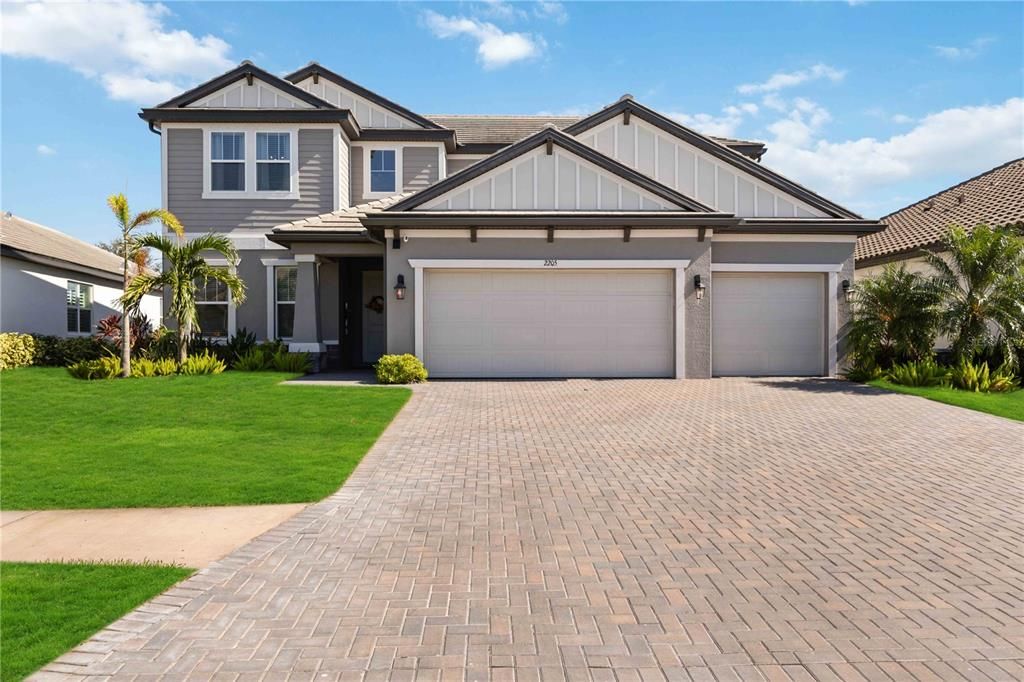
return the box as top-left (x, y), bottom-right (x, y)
top-left (420, 268), bottom-right (827, 378)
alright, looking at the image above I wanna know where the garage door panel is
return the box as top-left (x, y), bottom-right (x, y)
top-left (424, 269), bottom-right (674, 378)
top-left (712, 272), bottom-right (825, 377)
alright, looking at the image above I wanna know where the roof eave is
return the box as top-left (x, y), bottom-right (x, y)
top-left (139, 109), bottom-right (361, 138)
top-left (1, 245), bottom-right (125, 283)
top-left (362, 213), bottom-right (739, 228)
top-left (730, 218), bottom-right (887, 235)
top-left (155, 62), bottom-right (334, 110)
top-left (267, 229), bottom-right (375, 246)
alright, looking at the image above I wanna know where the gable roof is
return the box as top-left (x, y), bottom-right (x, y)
top-left (429, 114), bottom-right (766, 159)
top-left (856, 157), bottom-right (1024, 263)
top-left (388, 126), bottom-right (715, 213)
top-left (155, 61), bottom-right (335, 110)
top-left (285, 63), bottom-right (443, 130)
top-left (1, 212), bottom-right (136, 281)
top-left (564, 98), bottom-right (860, 220)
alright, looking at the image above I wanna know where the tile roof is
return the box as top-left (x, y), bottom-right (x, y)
top-left (427, 114), bottom-right (765, 156)
top-left (1, 212), bottom-right (129, 279)
top-left (273, 192), bottom-right (416, 233)
top-left (855, 158), bottom-right (1024, 263)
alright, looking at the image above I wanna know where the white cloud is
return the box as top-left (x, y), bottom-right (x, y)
top-left (422, 10), bottom-right (545, 69)
top-left (932, 37), bottom-right (995, 60)
top-left (0, 1), bottom-right (233, 104)
top-left (763, 98), bottom-right (1024, 204)
top-left (737, 63), bottom-right (846, 95)
top-left (534, 1), bottom-right (569, 25)
top-left (36, 144), bottom-right (56, 156)
top-left (890, 113), bottom-right (914, 124)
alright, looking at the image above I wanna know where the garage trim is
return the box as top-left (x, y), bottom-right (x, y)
top-left (408, 259), bottom-right (691, 378)
top-left (710, 262), bottom-right (840, 376)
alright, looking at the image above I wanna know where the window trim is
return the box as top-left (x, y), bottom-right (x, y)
top-left (66, 280), bottom-right (93, 336)
top-left (273, 265), bottom-right (297, 340)
top-left (202, 126), bottom-right (299, 200)
top-left (261, 258), bottom-right (296, 341)
top-left (362, 145), bottom-right (403, 198)
top-left (194, 260), bottom-right (236, 341)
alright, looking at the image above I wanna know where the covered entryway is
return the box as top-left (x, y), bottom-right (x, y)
top-left (421, 267), bottom-right (677, 378)
top-left (712, 272), bottom-right (826, 376)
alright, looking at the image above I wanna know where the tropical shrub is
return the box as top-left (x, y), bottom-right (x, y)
top-left (271, 350), bottom-right (311, 374)
top-left (27, 335), bottom-right (107, 366)
top-left (949, 360), bottom-right (1019, 393)
top-left (0, 333), bottom-right (36, 370)
top-left (886, 359), bottom-right (949, 387)
top-left (130, 358), bottom-right (159, 377)
top-left (926, 224), bottom-right (1024, 367)
top-left (66, 356), bottom-right (122, 380)
top-left (374, 354), bottom-right (427, 384)
top-left (178, 351), bottom-right (226, 376)
top-left (844, 356), bottom-right (885, 383)
top-left (153, 358), bottom-right (179, 376)
top-left (94, 313), bottom-right (154, 356)
top-left (234, 349), bottom-right (272, 371)
top-left (848, 264), bottom-right (941, 368)
top-left (223, 328), bottom-right (257, 367)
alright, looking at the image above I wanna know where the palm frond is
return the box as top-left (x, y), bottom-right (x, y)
top-left (106, 193), bottom-right (130, 233)
top-left (130, 209), bottom-right (184, 237)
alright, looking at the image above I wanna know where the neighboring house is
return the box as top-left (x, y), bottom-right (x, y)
top-left (0, 212), bottom-right (161, 337)
top-left (855, 157), bottom-right (1024, 279)
top-left (140, 60), bottom-right (882, 378)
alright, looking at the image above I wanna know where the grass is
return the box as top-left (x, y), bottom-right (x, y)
top-left (869, 379), bottom-right (1024, 422)
top-left (0, 368), bottom-right (411, 509)
top-left (1, 561), bottom-right (193, 681)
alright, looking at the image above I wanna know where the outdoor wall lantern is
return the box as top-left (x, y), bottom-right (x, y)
top-left (694, 274), bottom-right (706, 302)
top-left (394, 274), bottom-right (406, 300)
top-left (842, 279), bottom-right (855, 303)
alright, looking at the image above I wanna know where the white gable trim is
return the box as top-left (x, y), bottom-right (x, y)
top-left (418, 145), bottom-right (680, 212)
top-left (187, 77), bottom-right (314, 109)
top-left (575, 116), bottom-right (827, 218)
top-left (294, 77), bottom-right (421, 129)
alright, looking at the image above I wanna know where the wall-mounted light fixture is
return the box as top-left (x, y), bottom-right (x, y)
top-left (842, 279), bottom-right (854, 303)
top-left (694, 274), bottom-right (706, 302)
top-left (394, 274), bottom-right (406, 300)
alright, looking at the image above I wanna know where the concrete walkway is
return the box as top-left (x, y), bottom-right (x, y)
top-left (1, 503), bottom-right (306, 567)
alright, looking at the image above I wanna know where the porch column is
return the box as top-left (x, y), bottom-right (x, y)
top-left (289, 255), bottom-right (324, 363)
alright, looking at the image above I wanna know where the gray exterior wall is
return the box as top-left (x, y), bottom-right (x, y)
top-left (234, 250), bottom-right (340, 341)
top-left (384, 236), bottom-right (713, 378)
top-left (446, 157), bottom-right (481, 175)
top-left (350, 146), bottom-right (440, 205)
top-left (167, 128), bottom-right (334, 232)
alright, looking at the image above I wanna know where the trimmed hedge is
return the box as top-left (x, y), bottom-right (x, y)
top-left (374, 354), bottom-right (427, 384)
top-left (0, 333), bottom-right (35, 370)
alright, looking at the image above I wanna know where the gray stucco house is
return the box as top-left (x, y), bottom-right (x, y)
top-left (141, 61), bottom-right (883, 378)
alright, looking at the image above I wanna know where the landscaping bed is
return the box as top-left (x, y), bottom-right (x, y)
top-left (0, 561), bottom-right (193, 681)
top-left (0, 368), bottom-right (411, 509)
top-left (869, 379), bottom-right (1024, 422)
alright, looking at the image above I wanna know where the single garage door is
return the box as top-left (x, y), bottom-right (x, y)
top-left (712, 272), bottom-right (825, 376)
top-left (424, 269), bottom-right (675, 378)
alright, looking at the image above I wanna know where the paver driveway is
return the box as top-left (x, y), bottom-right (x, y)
top-left (39, 379), bottom-right (1023, 681)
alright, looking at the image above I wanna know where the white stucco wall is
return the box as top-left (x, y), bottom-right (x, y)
top-left (0, 256), bottom-right (162, 337)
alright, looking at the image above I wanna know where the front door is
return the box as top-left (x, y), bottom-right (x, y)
top-left (361, 270), bottom-right (386, 364)
top-left (340, 258), bottom-right (385, 368)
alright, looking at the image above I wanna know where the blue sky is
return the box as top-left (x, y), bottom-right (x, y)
top-left (2, 1), bottom-right (1022, 244)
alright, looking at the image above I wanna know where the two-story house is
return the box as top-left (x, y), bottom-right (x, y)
top-left (141, 61), bottom-right (883, 379)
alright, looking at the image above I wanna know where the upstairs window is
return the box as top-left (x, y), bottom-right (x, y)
top-left (66, 281), bottom-right (92, 334)
top-left (275, 266), bottom-right (297, 339)
top-left (210, 132), bottom-right (245, 191)
top-left (195, 272), bottom-right (230, 338)
top-left (257, 132), bottom-right (291, 192)
top-left (370, 149), bottom-right (397, 193)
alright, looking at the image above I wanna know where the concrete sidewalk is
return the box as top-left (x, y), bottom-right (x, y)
top-left (0, 503), bottom-right (306, 567)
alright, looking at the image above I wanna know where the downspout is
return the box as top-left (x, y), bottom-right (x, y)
top-left (148, 121), bottom-right (161, 136)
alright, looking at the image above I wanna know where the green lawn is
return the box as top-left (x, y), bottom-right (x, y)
top-left (1, 561), bottom-right (193, 681)
top-left (0, 368), bottom-right (411, 509)
top-left (870, 379), bottom-right (1024, 422)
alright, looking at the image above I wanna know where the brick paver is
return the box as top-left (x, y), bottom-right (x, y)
top-left (36, 379), bottom-right (1024, 681)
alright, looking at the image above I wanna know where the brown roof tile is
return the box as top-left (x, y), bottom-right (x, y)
top-left (856, 158), bottom-right (1024, 263)
top-left (1, 212), bottom-right (131, 279)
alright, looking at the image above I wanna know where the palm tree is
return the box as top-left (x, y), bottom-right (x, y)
top-left (107, 194), bottom-right (183, 377)
top-left (121, 233), bottom-right (246, 364)
top-left (925, 224), bottom-right (1024, 366)
top-left (848, 263), bottom-right (941, 367)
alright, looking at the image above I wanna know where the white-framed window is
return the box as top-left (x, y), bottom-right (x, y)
top-left (370, 147), bottom-right (397, 192)
top-left (257, 132), bottom-right (291, 192)
top-left (195, 271), bottom-right (230, 338)
top-left (210, 132), bottom-right (245, 192)
top-left (204, 128), bottom-right (298, 199)
top-left (66, 281), bottom-right (92, 334)
top-left (275, 265), bottom-right (297, 339)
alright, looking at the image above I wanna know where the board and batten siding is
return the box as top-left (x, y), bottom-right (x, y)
top-left (447, 157), bottom-right (481, 175)
top-left (186, 78), bottom-right (313, 109)
top-left (350, 146), bottom-right (440, 205)
top-left (167, 128), bottom-right (334, 232)
top-left (293, 77), bottom-right (419, 129)
top-left (420, 146), bottom-right (671, 211)
top-left (575, 117), bottom-right (827, 218)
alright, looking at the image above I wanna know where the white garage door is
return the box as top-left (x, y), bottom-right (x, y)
top-left (712, 272), bottom-right (825, 376)
top-left (424, 269), bottom-right (675, 378)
